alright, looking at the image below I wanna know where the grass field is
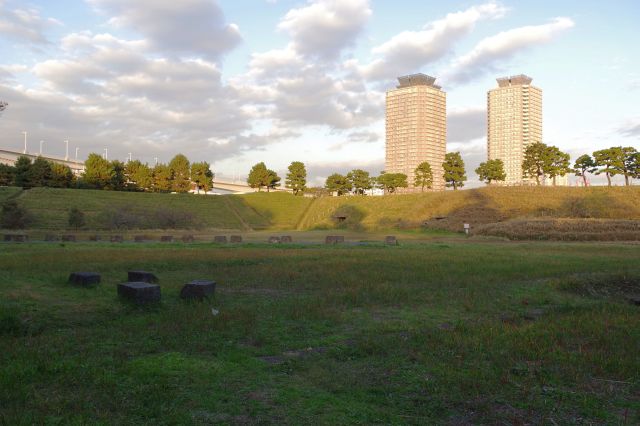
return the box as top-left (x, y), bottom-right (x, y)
top-left (1, 239), bottom-right (639, 424)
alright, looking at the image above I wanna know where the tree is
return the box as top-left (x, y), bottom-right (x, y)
top-left (83, 153), bottom-right (113, 189)
top-left (475, 159), bottom-right (506, 185)
top-left (522, 142), bottom-right (552, 186)
top-left (169, 154), bottom-right (191, 192)
top-left (68, 207), bottom-right (85, 230)
top-left (593, 147), bottom-right (623, 187)
top-left (632, 152), bottom-right (640, 181)
top-left (285, 161), bottom-right (307, 195)
top-left (325, 173), bottom-right (352, 196)
top-left (125, 160), bottom-right (153, 191)
top-left (414, 161), bottom-right (434, 191)
top-left (377, 172), bottom-right (408, 194)
top-left (0, 164), bottom-right (16, 186)
top-left (27, 157), bottom-right (53, 188)
top-left (191, 162), bottom-right (214, 194)
top-left (1, 201), bottom-right (32, 229)
top-left (50, 163), bottom-right (74, 188)
top-left (347, 169), bottom-right (372, 195)
top-left (13, 156), bottom-right (32, 188)
top-left (573, 154), bottom-right (597, 187)
top-left (108, 160), bottom-right (126, 191)
top-left (265, 169), bottom-right (281, 192)
top-left (547, 146), bottom-right (571, 186)
top-left (152, 164), bottom-right (173, 192)
top-left (0, 101), bottom-right (7, 114)
top-left (620, 147), bottom-right (639, 186)
top-left (443, 152), bottom-right (467, 190)
top-left (247, 162), bottom-right (269, 191)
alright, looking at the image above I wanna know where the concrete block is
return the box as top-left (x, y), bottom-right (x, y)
top-left (180, 280), bottom-right (216, 300)
top-left (127, 270), bottom-right (159, 283)
top-left (118, 282), bottom-right (161, 304)
top-left (69, 272), bottom-right (101, 287)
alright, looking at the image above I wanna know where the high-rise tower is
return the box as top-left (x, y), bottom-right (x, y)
top-left (487, 74), bottom-right (542, 185)
top-left (385, 74), bottom-right (446, 192)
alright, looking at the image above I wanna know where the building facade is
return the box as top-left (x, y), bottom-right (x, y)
top-left (385, 74), bottom-right (446, 192)
top-left (487, 74), bottom-right (542, 185)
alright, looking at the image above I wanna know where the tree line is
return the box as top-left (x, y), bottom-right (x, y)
top-left (0, 153), bottom-right (213, 193)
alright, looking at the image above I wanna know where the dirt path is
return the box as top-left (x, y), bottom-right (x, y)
top-left (222, 196), bottom-right (253, 232)
top-left (295, 197), bottom-right (317, 230)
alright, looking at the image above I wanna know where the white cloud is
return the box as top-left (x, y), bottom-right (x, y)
top-left (619, 116), bottom-right (640, 138)
top-left (278, 0), bottom-right (371, 60)
top-left (443, 17), bottom-right (575, 85)
top-left (0, 0), bottom-right (60, 44)
top-left (357, 2), bottom-right (507, 81)
top-left (447, 106), bottom-right (486, 143)
top-left (87, 0), bottom-right (242, 62)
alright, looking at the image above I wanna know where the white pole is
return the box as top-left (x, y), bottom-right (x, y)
top-left (128, 152), bottom-right (132, 162)
top-left (155, 157), bottom-right (158, 165)
top-left (39, 140), bottom-right (44, 155)
top-left (104, 148), bottom-right (108, 160)
top-left (75, 147), bottom-right (79, 160)
top-left (22, 131), bottom-right (27, 154)
top-left (65, 140), bottom-right (69, 160)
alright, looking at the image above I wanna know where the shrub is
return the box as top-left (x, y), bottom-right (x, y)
top-left (68, 207), bottom-right (85, 230)
top-left (1, 201), bottom-right (33, 229)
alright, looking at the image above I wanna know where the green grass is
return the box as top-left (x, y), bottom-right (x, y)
top-left (0, 186), bottom-right (22, 203)
top-left (232, 192), bottom-right (314, 230)
top-left (1, 240), bottom-right (639, 424)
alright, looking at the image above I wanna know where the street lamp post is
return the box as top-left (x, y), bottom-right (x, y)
top-left (128, 152), bottom-right (132, 162)
top-left (104, 148), bottom-right (108, 160)
top-left (22, 131), bottom-right (27, 154)
top-left (64, 140), bottom-right (69, 160)
top-left (75, 147), bottom-right (79, 160)
top-left (39, 140), bottom-right (44, 156)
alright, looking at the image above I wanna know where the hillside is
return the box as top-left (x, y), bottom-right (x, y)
top-left (1, 186), bottom-right (639, 237)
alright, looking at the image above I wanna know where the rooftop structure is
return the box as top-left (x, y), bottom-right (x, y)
top-left (397, 73), bottom-right (442, 89)
top-left (496, 74), bottom-right (533, 87)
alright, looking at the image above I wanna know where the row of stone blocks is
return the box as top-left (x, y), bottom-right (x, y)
top-left (68, 271), bottom-right (215, 304)
top-left (324, 235), bottom-right (398, 245)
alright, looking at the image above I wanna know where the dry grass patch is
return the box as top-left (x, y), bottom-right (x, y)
top-left (475, 219), bottom-right (640, 241)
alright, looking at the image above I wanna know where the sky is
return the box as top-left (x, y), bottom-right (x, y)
top-left (0, 0), bottom-right (638, 186)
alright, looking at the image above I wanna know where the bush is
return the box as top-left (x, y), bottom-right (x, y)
top-left (68, 207), bottom-right (85, 230)
top-left (98, 205), bottom-right (196, 230)
top-left (1, 201), bottom-right (33, 229)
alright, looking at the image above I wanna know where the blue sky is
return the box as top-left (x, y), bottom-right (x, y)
top-left (0, 0), bottom-right (638, 186)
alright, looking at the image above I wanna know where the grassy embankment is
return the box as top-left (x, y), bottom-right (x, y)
top-left (0, 241), bottom-right (639, 423)
top-left (1, 186), bottom-right (639, 239)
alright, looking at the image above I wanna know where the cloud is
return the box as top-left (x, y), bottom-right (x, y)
top-left (443, 17), bottom-right (575, 85)
top-left (278, 0), bottom-right (371, 60)
top-left (0, 0), bottom-right (60, 44)
top-left (87, 0), bottom-right (242, 61)
top-left (347, 130), bottom-right (380, 143)
top-left (447, 107), bottom-right (486, 143)
top-left (357, 2), bottom-right (507, 81)
top-left (619, 117), bottom-right (640, 138)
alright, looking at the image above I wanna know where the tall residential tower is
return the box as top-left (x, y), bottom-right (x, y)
top-left (487, 74), bottom-right (542, 185)
top-left (385, 74), bottom-right (446, 192)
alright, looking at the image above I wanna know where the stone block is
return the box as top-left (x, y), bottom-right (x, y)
top-left (118, 282), bottom-right (161, 304)
top-left (230, 235), bottom-right (242, 243)
top-left (280, 236), bottom-right (293, 243)
top-left (214, 236), bottom-right (227, 243)
top-left (110, 235), bottom-right (124, 243)
top-left (182, 235), bottom-right (195, 243)
top-left (5, 234), bottom-right (29, 242)
top-left (325, 235), bottom-right (344, 244)
top-left (128, 270), bottom-right (159, 283)
top-left (384, 236), bottom-right (398, 245)
top-left (44, 234), bottom-right (59, 242)
top-left (180, 280), bottom-right (216, 300)
top-left (69, 272), bottom-right (101, 287)
top-left (3, 234), bottom-right (12, 242)
top-left (61, 235), bottom-right (76, 242)
top-left (160, 235), bottom-right (173, 242)
top-left (89, 235), bottom-right (101, 241)
top-left (268, 236), bottom-right (281, 244)
top-left (134, 235), bottom-right (147, 243)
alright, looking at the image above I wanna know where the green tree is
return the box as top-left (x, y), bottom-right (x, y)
top-left (593, 147), bottom-right (623, 187)
top-left (13, 156), bottom-right (32, 188)
top-left (169, 154), bottom-right (191, 192)
top-left (443, 152), bottom-right (467, 190)
top-left (50, 163), bottom-right (74, 188)
top-left (265, 169), bottom-right (281, 192)
top-left (0, 163), bottom-right (16, 186)
top-left (620, 147), bottom-right (638, 186)
top-left (83, 153), bottom-right (113, 189)
top-left (27, 157), bottom-right (53, 188)
top-left (347, 169), bottom-right (372, 195)
top-left (522, 142), bottom-right (552, 185)
top-left (247, 162), bottom-right (269, 191)
top-left (107, 160), bottom-right (126, 191)
top-left (573, 154), bottom-right (597, 187)
top-left (152, 164), bottom-right (173, 192)
top-left (631, 152), bottom-right (640, 180)
top-left (125, 160), bottom-right (153, 191)
top-left (547, 146), bottom-right (571, 186)
top-left (285, 161), bottom-right (307, 195)
top-left (1, 200), bottom-right (32, 229)
top-left (325, 173), bottom-right (352, 196)
top-left (475, 159), bottom-right (506, 185)
top-left (190, 162), bottom-right (214, 194)
top-left (68, 207), bottom-right (85, 230)
top-left (414, 161), bottom-right (434, 191)
top-left (377, 172), bottom-right (408, 194)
